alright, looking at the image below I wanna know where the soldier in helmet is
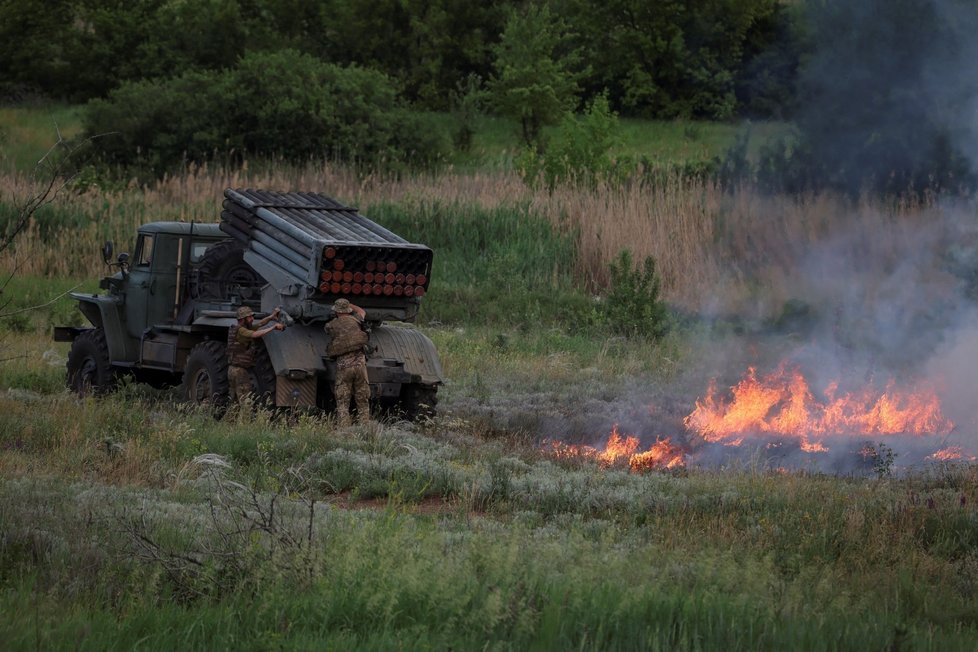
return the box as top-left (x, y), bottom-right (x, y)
top-left (227, 305), bottom-right (283, 407)
top-left (325, 298), bottom-right (370, 427)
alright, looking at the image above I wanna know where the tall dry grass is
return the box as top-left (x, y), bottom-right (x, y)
top-left (1, 163), bottom-right (954, 316)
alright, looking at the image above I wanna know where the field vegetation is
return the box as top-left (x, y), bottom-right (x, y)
top-left (2, 101), bottom-right (978, 650)
top-left (4, 0), bottom-right (978, 647)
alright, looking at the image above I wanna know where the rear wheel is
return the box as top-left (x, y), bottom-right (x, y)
top-left (398, 384), bottom-right (438, 421)
top-left (66, 329), bottom-right (117, 396)
top-left (182, 341), bottom-right (229, 406)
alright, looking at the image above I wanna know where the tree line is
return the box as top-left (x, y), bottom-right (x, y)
top-left (4, 0), bottom-right (975, 199)
top-left (0, 0), bottom-right (798, 120)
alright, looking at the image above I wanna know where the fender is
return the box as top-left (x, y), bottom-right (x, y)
top-left (69, 292), bottom-right (137, 363)
top-left (370, 324), bottom-right (443, 385)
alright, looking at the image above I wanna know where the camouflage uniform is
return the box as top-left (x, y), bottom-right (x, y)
top-left (333, 350), bottom-right (370, 427)
top-left (326, 300), bottom-right (370, 426)
top-left (227, 324), bottom-right (257, 404)
top-left (227, 310), bottom-right (257, 405)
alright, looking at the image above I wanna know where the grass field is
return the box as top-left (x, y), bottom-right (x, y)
top-left (2, 326), bottom-right (978, 650)
top-left (2, 105), bottom-right (978, 649)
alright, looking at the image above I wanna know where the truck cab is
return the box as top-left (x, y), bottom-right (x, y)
top-left (56, 223), bottom-right (234, 373)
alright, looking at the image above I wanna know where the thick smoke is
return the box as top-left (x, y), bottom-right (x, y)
top-left (593, 1), bottom-right (978, 473)
top-left (794, 0), bottom-right (978, 195)
top-left (477, 1), bottom-right (978, 475)
top-left (670, 0), bottom-right (978, 472)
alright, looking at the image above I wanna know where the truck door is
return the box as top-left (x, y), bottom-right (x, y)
top-left (124, 233), bottom-right (181, 338)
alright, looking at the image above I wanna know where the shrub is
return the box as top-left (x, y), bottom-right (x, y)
top-left (83, 70), bottom-right (229, 177)
top-left (515, 95), bottom-right (636, 192)
top-left (603, 250), bottom-right (669, 339)
top-left (83, 50), bottom-right (445, 178)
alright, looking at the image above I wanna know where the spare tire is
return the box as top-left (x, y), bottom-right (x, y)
top-left (192, 240), bottom-right (265, 301)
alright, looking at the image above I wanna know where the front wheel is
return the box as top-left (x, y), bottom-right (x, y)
top-left (66, 329), bottom-right (117, 396)
top-left (182, 341), bottom-right (229, 406)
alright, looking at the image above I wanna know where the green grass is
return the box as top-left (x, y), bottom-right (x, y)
top-left (1, 316), bottom-right (977, 649)
top-left (366, 201), bottom-right (598, 329)
top-left (0, 103), bottom-right (775, 176)
top-left (1, 429), bottom-right (977, 650)
top-left (0, 104), bottom-right (84, 173)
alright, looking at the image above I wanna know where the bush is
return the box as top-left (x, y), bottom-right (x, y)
top-left (517, 95), bottom-right (635, 192)
top-left (83, 50), bottom-right (447, 178)
top-left (83, 70), bottom-right (229, 177)
top-left (604, 250), bottom-right (669, 339)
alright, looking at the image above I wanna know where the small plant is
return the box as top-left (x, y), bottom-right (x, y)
top-left (537, 94), bottom-right (632, 191)
top-left (603, 250), bottom-right (669, 339)
top-left (859, 442), bottom-right (896, 479)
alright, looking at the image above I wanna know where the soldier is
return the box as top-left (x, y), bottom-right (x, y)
top-left (325, 298), bottom-right (370, 427)
top-left (227, 306), bottom-right (283, 407)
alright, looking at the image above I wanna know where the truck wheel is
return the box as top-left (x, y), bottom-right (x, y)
top-left (183, 341), bottom-right (229, 406)
top-left (66, 329), bottom-right (117, 396)
top-left (192, 240), bottom-right (265, 300)
top-left (399, 384), bottom-right (438, 421)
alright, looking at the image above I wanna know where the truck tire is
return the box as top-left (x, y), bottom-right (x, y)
top-left (66, 329), bottom-right (117, 396)
top-left (192, 240), bottom-right (265, 301)
top-left (399, 384), bottom-right (438, 420)
top-left (183, 341), bottom-right (229, 406)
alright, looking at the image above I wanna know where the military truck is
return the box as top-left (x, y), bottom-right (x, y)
top-left (54, 188), bottom-right (443, 419)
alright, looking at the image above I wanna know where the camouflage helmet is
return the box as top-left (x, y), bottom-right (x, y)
top-left (333, 298), bottom-right (353, 314)
top-left (236, 306), bottom-right (254, 320)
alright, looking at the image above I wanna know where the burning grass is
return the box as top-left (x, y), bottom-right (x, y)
top-left (538, 361), bottom-right (974, 476)
top-left (546, 425), bottom-right (686, 471)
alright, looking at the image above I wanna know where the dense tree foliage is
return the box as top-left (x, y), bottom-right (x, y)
top-left (5, 0), bottom-right (972, 198)
top-left (0, 0), bottom-right (798, 119)
top-left (552, 0), bottom-right (793, 119)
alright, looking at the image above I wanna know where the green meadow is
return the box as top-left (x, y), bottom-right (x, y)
top-left (1, 106), bottom-right (976, 650)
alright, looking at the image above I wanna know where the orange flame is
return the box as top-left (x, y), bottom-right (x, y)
top-left (546, 425), bottom-right (685, 471)
top-left (928, 447), bottom-right (976, 462)
top-left (684, 365), bottom-right (954, 451)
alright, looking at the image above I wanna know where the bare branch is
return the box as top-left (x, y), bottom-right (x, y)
top-left (0, 130), bottom-right (113, 349)
top-left (0, 282), bottom-right (82, 318)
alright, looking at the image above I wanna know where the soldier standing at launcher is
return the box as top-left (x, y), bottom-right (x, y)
top-left (325, 298), bottom-right (371, 427)
top-left (227, 306), bottom-right (283, 406)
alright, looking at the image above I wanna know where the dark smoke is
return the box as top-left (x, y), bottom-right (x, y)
top-left (785, 0), bottom-right (978, 197)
